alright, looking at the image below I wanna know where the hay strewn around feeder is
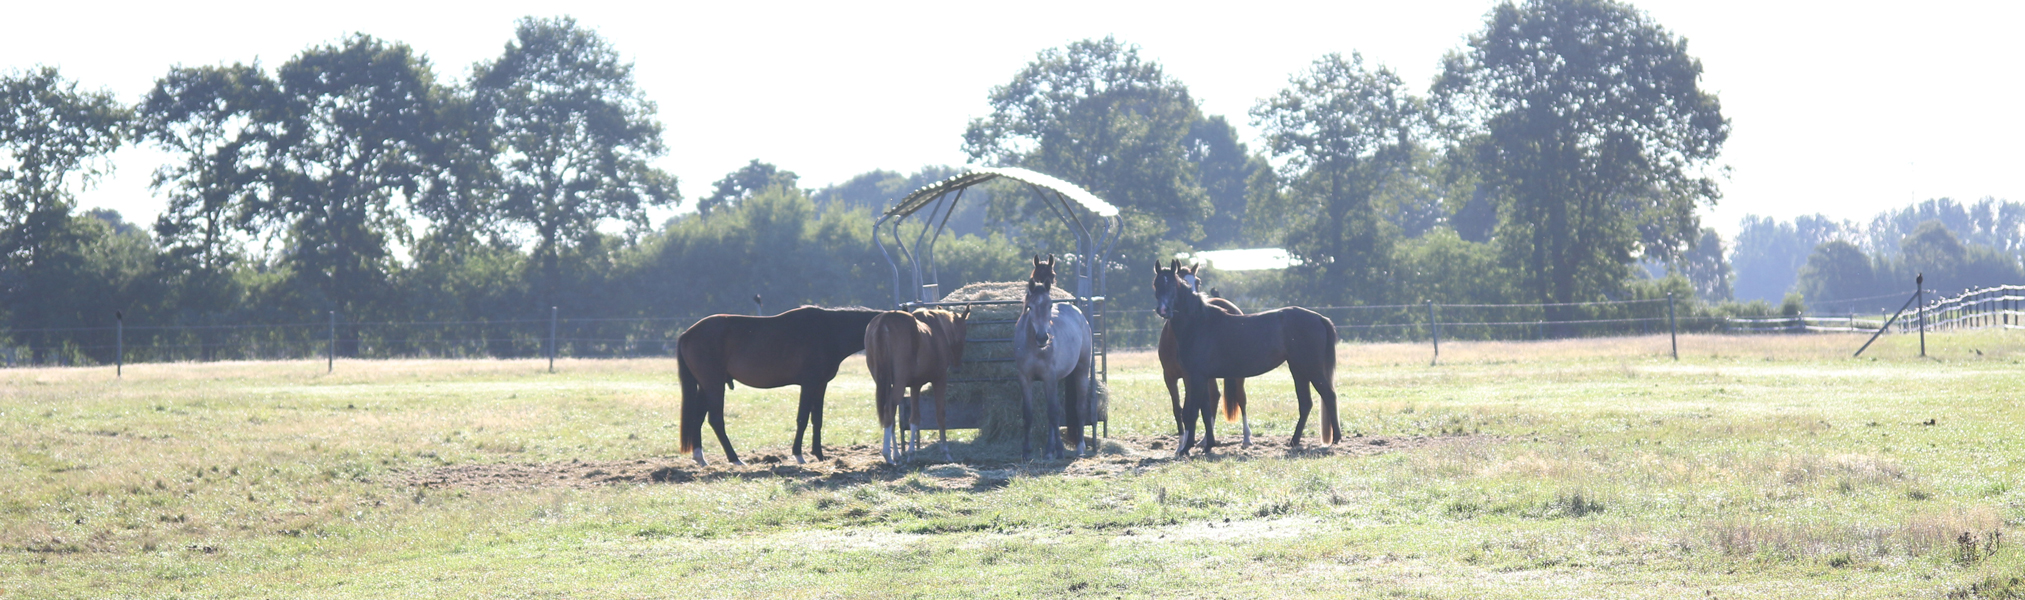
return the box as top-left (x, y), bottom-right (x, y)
top-left (938, 282), bottom-right (1108, 446)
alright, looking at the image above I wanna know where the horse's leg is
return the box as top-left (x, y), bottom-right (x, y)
top-left (1178, 373), bottom-right (1204, 458)
top-left (934, 380), bottom-right (952, 463)
top-left (1315, 370), bottom-right (1341, 446)
top-left (1165, 371), bottom-right (1185, 440)
top-left (1053, 375), bottom-right (1069, 460)
top-left (1065, 372), bottom-right (1086, 458)
top-left (707, 388), bottom-right (743, 466)
top-left (1228, 377), bottom-right (1251, 447)
top-left (1017, 375), bottom-right (1035, 460)
top-left (907, 385), bottom-right (924, 458)
top-left (1199, 378), bottom-right (1217, 456)
top-left (793, 385), bottom-right (816, 464)
top-left (810, 386), bottom-right (829, 461)
top-left (1200, 379), bottom-right (1221, 451)
top-left (1289, 374), bottom-right (1314, 450)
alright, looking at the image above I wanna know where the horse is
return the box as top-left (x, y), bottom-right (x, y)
top-left (1154, 261), bottom-right (1251, 447)
top-left (863, 307), bottom-right (971, 463)
top-left (1154, 265), bottom-right (1341, 457)
top-left (677, 306), bottom-right (883, 466)
top-left (1013, 255), bottom-right (1094, 459)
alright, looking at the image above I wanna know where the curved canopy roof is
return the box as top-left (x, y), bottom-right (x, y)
top-left (883, 166), bottom-right (1119, 218)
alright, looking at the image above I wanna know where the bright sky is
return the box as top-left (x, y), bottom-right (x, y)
top-left (9, 1), bottom-right (2022, 240)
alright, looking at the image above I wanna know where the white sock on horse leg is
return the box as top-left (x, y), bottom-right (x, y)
top-left (693, 447), bottom-right (705, 466)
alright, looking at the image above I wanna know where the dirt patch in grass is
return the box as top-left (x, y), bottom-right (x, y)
top-left (399, 433), bottom-right (1475, 492)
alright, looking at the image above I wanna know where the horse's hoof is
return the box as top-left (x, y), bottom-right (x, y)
top-left (794, 455), bottom-right (806, 465)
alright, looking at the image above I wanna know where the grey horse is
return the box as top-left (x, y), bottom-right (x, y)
top-left (1012, 255), bottom-right (1094, 460)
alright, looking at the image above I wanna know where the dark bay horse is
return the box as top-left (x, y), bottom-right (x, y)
top-left (1014, 255), bottom-right (1094, 459)
top-left (863, 307), bottom-right (970, 463)
top-left (1154, 265), bottom-right (1341, 457)
top-left (1154, 261), bottom-right (1251, 446)
top-left (678, 306), bottom-right (882, 466)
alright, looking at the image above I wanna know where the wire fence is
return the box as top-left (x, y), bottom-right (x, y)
top-left (5, 284), bottom-right (2019, 369)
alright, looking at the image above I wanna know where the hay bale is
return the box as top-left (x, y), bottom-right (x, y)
top-left (938, 282), bottom-right (1108, 446)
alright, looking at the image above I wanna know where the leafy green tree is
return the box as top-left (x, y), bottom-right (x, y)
top-left (963, 37), bottom-right (1211, 241)
top-left (1251, 52), bottom-right (1423, 304)
top-left (470, 16), bottom-right (677, 311)
top-left (249, 35), bottom-right (454, 319)
top-left (1434, 0), bottom-right (1728, 313)
top-left (1794, 240), bottom-right (1880, 309)
top-left (696, 159), bottom-right (796, 217)
top-left (1730, 214), bottom-right (1853, 303)
top-left (0, 66), bottom-right (131, 355)
top-left (135, 63), bottom-right (270, 327)
top-left (1672, 227), bottom-right (1733, 302)
top-left (1892, 220), bottom-right (2023, 296)
top-left (1183, 116), bottom-right (1264, 248)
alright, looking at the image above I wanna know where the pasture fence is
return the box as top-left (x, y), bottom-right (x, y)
top-left (6, 284), bottom-right (2021, 372)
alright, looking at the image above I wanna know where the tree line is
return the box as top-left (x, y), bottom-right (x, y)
top-left (6, 1), bottom-right (2008, 365)
top-left (1731, 198), bottom-right (2025, 312)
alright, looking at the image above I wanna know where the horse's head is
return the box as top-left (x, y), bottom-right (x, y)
top-left (1029, 254), bottom-right (1057, 289)
top-left (918, 307), bottom-right (971, 372)
top-left (947, 307), bottom-right (970, 371)
top-left (1152, 259), bottom-right (1187, 318)
top-left (1169, 274), bottom-right (1211, 320)
top-left (1023, 277), bottom-right (1054, 347)
top-left (1179, 262), bottom-right (1203, 291)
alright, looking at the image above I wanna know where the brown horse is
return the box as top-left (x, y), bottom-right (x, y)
top-left (1153, 261), bottom-right (1250, 446)
top-left (1154, 265), bottom-right (1340, 456)
top-left (863, 308), bottom-right (971, 463)
top-left (678, 306), bottom-right (883, 466)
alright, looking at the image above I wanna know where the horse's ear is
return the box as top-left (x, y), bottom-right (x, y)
top-left (1169, 259), bottom-right (1179, 271)
top-left (1047, 254), bottom-right (1056, 267)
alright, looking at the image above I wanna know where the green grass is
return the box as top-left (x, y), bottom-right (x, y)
top-left (3, 331), bottom-right (2024, 598)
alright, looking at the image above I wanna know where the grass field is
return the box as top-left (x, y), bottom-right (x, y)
top-left (4, 331), bottom-right (2023, 598)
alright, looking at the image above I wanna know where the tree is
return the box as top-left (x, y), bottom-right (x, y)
top-left (1183, 116), bottom-right (1264, 248)
top-left (1434, 0), bottom-right (1728, 313)
top-left (1672, 227), bottom-right (1732, 302)
top-left (696, 159), bottom-right (797, 217)
top-left (216, 35), bottom-right (455, 320)
top-left (1729, 214), bottom-right (1853, 303)
top-left (1894, 220), bottom-right (2023, 296)
top-left (1795, 240), bottom-right (1879, 309)
top-left (0, 66), bottom-right (131, 355)
top-left (1251, 52), bottom-right (1423, 304)
top-left (470, 16), bottom-right (677, 309)
top-left (963, 37), bottom-right (1211, 241)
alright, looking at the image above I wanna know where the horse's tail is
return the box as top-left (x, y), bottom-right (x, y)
top-left (1223, 378), bottom-right (1245, 422)
top-left (1318, 312), bottom-right (1340, 444)
top-left (678, 353), bottom-right (703, 455)
top-left (867, 314), bottom-right (899, 429)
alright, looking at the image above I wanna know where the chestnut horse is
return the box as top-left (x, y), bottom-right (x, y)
top-left (863, 307), bottom-right (971, 463)
top-left (1154, 265), bottom-right (1341, 456)
top-left (1013, 255), bottom-right (1094, 459)
top-left (1153, 261), bottom-right (1251, 446)
top-left (677, 306), bottom-right (882, 466)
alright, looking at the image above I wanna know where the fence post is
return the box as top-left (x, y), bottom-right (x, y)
top-left (327, 311), bottom-right (335, 373)
top-left (115, 310), bottom-right (124, 378)
top-left (1916, 274), bottom-right (1926, 358)
top-left (1428, 300), bottom-right (1439, 366)
top-left (1667, 293), bottom-right (1677, 361)
top-left (549, 306), bottom-right (558, 373)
